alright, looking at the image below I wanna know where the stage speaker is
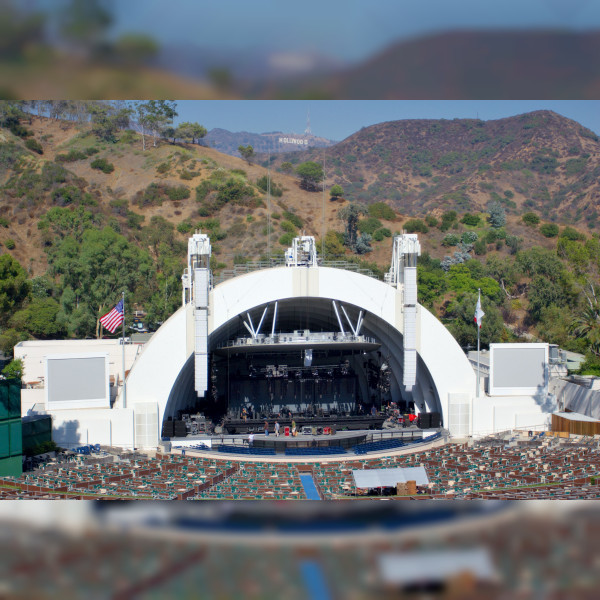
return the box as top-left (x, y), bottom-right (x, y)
top-left (420, 413), bottom-right (431, 429)
top-left (162, 422), bottom-right (174, 437)
top-left (174, 420), bottom-right (187, 436)
top-left (430, 412), bottom-right (441, 428)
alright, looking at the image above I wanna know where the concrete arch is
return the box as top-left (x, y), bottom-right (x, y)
top-left (125, 267), bottom-right (475, 442)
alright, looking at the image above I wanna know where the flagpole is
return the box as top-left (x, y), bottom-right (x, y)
top-left (122, 290), bottom-right (126, 409)
top-left (476, 288), bottom-right (481, 400)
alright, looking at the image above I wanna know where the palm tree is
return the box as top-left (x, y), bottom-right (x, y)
top-left (570, 304), bottom-right (600, 356)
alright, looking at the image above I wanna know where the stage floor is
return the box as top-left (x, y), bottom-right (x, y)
top-left (168, 426), bottom-right (428, 453)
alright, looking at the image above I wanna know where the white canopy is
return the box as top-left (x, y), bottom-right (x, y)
top-left (352, 466), bottom-right (429, 489)
top-left (378, 549), bottom-right (495, 584)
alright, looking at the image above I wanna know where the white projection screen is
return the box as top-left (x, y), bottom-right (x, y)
top-left (489, 343), bottom-right (548, 396)
top-left (45, 354), bottom-right (110, 409)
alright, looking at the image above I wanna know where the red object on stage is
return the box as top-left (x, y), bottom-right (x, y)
top-left (324, 427), bottom-right (331, 435)
top-left (284, 426), bottom-right (290, 437)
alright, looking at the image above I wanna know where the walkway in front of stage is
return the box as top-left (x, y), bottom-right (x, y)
top-left (165, 426), bottom-right (447, 462)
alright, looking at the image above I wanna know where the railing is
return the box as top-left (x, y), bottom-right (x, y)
top-left (212, 260), bottom-right (379, 286)
top-left (217, 332), bottom-right (377, 350)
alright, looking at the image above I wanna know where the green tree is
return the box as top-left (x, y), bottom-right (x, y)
top-left (488, 201), bottom-right (506, 228)
top-left (528, 276), bottom-right (568, 322)
top-left (444, 293), bottom-right (504, 348)
top-left (10, 298), bottom-right (64, 338)
top-left (238, 145), bottom-right (255, 164)
top-left (329, 184), bottom-right (344, 199)
top-left (570, 303), bottom-right (600, 356)
top-left (176, 122), bottom-right (207, 144)
top-left (47, 227), bottom-right (155, 337)
top-left (321, 230), bottom-right (346, 259)
top-left (296, 161), bottom-right (324, 191)
top-left (88, 101), bottom-right (132, 142)
top-left (338, 203), bottom-right (367, 251)
top-left (281, 162), bottom-right (293, 174)
top-left (0, 254), bottom-right (30, 326)
top-left (516, 247), bottom-right (564, 281)
top-left (2, 358), bottom-right (23, 380)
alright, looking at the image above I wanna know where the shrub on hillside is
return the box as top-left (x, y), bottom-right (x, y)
top-left (460, 213), bottom-right (480, 227)
top-left (442, 234), bottom-right (460, 247)
top-left (403, 218), bottom-right (428, 234)
top-left (560, 226), bottom-right (585, 241)
top-left (280, 220), bottom-right (297, 234)
top-left (358, 217), bottom-right (383, 235)
top-left (461, 231), bottom-right (478, 244)
top-left (165, 185), bottom-right (190, 201)
top-left (25, 138), bottom-right (43, 154)
top-left (256, 175), bottom-right (284, 197)
top-left (439, 211), bottom-right (457, 232)
top-left (425, 215), bottom-right (438, 228)
top-left (5, 238), bottom-right (15, 249)
top-left (91, 158), bottom-right (115, 174)
top-left (522, 212), bottom-right (540, 226)
top-left (368, 201), bottom-right (396, 220)
top-left (474, 240), bottom-right (487, 255)
top-left (56, 149), bottom-right (87, 162)
top-left (52, 186), bottom-right (82, 206)
top-left (279, 232), bottom-right (295, 246)
top-left (282, 211), bottom-right (303, 229)
top-left (540, 223), bottom-right (559, 238)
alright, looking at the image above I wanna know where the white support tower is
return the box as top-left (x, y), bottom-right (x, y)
top-left (387, 234), bottom-right (421, 392)
top-left (187, 233), bottom-right (212, 397)
top-left (285, 236), bottom-right (319, 267)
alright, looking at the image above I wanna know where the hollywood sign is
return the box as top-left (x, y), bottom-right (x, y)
top-left (279, 137), bottom-right (309, 145)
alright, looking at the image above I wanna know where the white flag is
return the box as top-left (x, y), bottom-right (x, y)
top-left (474, 291), bottom-right (485, 328)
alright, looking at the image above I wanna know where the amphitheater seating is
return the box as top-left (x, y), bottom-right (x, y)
top-left (353, 438), bottom-right (404, 454)
top-left (285, 446), bottom-right (346, 457)
top-left (217, 445), bottom-right (276, 456)
top-left (2, 432), bottom-right (599, 501)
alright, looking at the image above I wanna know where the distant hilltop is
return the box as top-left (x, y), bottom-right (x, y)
top-left (204, 128), bottom-right (336, 158)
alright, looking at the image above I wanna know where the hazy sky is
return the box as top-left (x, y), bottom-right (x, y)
top-left (175, 100), bottom-right (600, 141)
top-left (110, 0), bottom-right (600, 62)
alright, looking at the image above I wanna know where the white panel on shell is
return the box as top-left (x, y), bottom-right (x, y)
top-left (403, 351), bottom-right (417, 387)
top-left (195, 355), bottom-right (208, 395)
top-left (403, 305), bottom-right (417, 387)
top-left (135, 403), bottom-right (159, 449)
top-left (448, 393), bottom-right (471, 437)
top-left (403, 268), bottom-right (418, 305)
top-left (193, 270), bottom-right (209, 308)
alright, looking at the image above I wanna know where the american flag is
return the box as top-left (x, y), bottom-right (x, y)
top-left (100, 299), bottom-right (124, 333)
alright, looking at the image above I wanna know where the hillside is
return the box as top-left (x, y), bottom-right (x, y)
top-left (2, 113), bottom-right (587, 276)
top-left (272, 110), bottom-right (600, 229)
top-left (259, 30), bottom-right (600, 99)
top-left (0, 110), bottom-right (599, 372)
